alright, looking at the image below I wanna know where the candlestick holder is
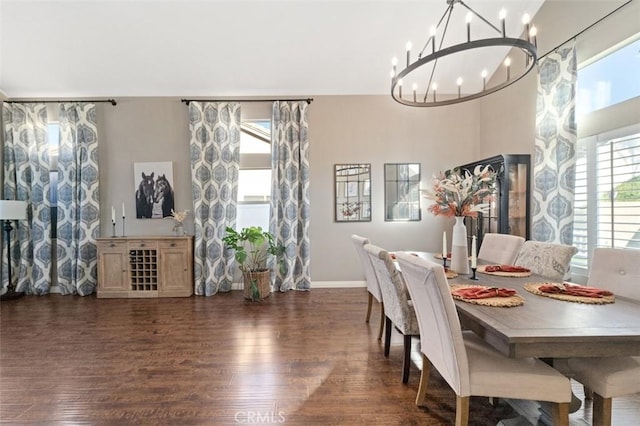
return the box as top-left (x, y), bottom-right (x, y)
top-left (470, 267), bottom-right (478, 280)
top-left (122, 216), bottom-right (126, 237)
top-left (442, 256), bottom-right (447, 269)
top-left (111, 221), bottom-right (116, 237)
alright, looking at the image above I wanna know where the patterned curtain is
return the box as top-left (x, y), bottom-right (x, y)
top-left (532, 43), bottom-right (577, 245)
top-left (56, 103), bottom-right (100, 296)
top-left (270, 101), bottom-right (311, 291)
top-left (2, 102), bottom-right (51, 295)
top-left (188, 102), bottom-right (241, 296)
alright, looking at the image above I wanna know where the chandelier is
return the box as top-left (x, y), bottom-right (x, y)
top-left (390, 0), bottom-right (538, 107)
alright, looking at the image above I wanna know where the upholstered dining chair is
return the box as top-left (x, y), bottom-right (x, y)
top-left (514, 240), bottom-right (578, 281)
top-left (364, 243), bottom-right (419, 384)
top-left (395, 252), bottom-right (571, 426)
top-left (351, 234), bottom-right (385, 340)
top-left (477, 233), bottom-right (525, 265)
top-left (566, 247), bottom-right (640, 426)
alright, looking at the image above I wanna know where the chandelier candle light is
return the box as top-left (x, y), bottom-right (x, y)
top-left (390, 0), bottom-right (538, 107)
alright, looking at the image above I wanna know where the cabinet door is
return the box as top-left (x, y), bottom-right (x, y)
top-left (159, 240), bottom-right (193, 297)
top-left (97, 240), bottom-right (128, 297)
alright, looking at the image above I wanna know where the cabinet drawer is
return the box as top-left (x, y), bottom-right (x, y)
top-left (158, 239), bottom-right (186, 250)
top-left (97, 240), bottom-right (126, 251)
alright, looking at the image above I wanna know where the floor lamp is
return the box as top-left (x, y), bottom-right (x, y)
top-left (0, 200), bottom-right (27, 301)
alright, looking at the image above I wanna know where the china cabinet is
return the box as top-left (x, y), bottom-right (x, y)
top-left (97, 236), bottom-right (193, 298)
top-left (456, 154), bottom-right (531, 247)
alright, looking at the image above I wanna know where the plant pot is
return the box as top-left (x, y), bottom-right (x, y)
top-left (242, 270), bottom-right (272, 301)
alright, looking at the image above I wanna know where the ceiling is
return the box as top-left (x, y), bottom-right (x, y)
top-left (2, 0), bottom-right (552, 99)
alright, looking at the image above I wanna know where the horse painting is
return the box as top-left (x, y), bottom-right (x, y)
top-left (154, 174), bottom-right (175, 218)
top-left (135, 172), bottom-right (155, 218)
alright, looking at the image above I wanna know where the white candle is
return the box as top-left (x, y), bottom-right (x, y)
top-left (111, 206), bottom-right (115, 223)
top-left (442, 231), bottom-right (447, 257)
top-left (471, 236), bottom-right (477, 268)
top-left (122, 202), bottom-right (125, 218)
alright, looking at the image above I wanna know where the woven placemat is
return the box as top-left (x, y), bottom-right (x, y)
top-left (445, 269), bottom-right (458, 279)
top-left (477, 264), bottom-right (532, 278)
top-left (449, 284), bottom-right (525, 307)
top-left (524, 282), bottom-right (615, 305)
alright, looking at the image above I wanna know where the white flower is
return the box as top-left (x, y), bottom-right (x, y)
top-left (171, 209), bottom-right (189, 224)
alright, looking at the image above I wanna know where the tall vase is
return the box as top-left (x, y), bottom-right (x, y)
top-left (451, 216), bottom-right (470, 274)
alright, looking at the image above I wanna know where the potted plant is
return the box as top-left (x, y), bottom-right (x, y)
top-left (223, 226), bottom-right (286, 301)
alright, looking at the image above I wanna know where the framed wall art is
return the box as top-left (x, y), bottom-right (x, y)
top-left (134, 162), bottom-right (175, 219)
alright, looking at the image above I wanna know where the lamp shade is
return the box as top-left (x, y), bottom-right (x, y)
top-left (0, 200), bottom-right (28, 220)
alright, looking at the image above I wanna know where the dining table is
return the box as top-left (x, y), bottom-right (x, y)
top-left (400, 252), bottom-right (640, 424)
top-left (446, 265), bottom-right (640, 360)
top-left (400, 252), bottom-right (640, 359)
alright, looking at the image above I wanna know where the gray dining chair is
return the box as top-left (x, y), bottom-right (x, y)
top-left (364, 243), bottom-right (419, 384)
top-left (514, 240), bottom-right (577, 281)
top-left (395, 252), bottom-right (571, 426)
top-left (566, 247), bottom-right (640, 426)
top-left (477, 233), bottom-right (525, 265)
top-left (351, 234), bottom-right (385, 340)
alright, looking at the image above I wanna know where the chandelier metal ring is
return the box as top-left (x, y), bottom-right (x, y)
top-left (390, 0), bottom-right (539, 107)
top-left (391, 37), bottom-right (537, 107)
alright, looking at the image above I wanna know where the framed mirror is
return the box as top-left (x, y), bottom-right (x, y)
top-left (384, 163), bottom-right (421, 221)
top-left (334, 164), bottom-right (371, 222)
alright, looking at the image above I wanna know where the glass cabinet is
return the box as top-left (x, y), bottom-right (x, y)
top-left (456, 154), bottom-right (531, 247)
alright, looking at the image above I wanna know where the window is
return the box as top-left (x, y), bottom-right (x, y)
top-left (572, 125), bottom-right (640, 273)
top-left (237, 120), bottom-right (271, 231)
top-left (577, 34), bottom-right (640, 116)
top-left (49, 123), bottom-right (59, 239)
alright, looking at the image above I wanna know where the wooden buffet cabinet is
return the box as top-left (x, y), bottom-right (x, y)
top-left (97, 236), bottom-right (193, 298)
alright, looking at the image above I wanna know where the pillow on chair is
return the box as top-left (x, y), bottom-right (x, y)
top-left (514, 241), bottom-right (577, 281)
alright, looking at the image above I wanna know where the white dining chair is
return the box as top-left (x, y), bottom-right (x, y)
top-left (395, 252), bottom-right (571, 426)
top-left (351, 234), bottom-right (385, 340)
top-left (514, 240), bottom-right (577, 281)
top-left (477, 233), bottom-right (525, 265)
top-left (364, 243), bottom-right (419, 384)
top-left (566, 247), bottom-right (640, 426)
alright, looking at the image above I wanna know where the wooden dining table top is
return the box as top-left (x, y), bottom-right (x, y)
top-left (402, 252), bottom-right (640, 360)
top-left (452, 268), bottom-right (640, 359)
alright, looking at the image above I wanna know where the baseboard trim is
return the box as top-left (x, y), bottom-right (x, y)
top-left (230, 281), bottom-right (365, 290)
top-left (311, 281), bottom-right (365, 288)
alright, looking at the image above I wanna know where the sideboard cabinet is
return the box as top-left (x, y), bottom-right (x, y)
top-left (97, 236), bottom-right (193, 298)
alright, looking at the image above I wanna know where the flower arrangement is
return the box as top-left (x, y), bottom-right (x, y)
top-left (422, 165), bottom-right (496, 217)
top-left (170, 209), bottom-right (189, 233)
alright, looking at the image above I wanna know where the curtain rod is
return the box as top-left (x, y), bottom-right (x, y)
top-left (5, 99), bottom-right (117, 106)
top-left (538, 0), bottom-right (633, 60)
top-left (181, 98), bottom-right (313, 106)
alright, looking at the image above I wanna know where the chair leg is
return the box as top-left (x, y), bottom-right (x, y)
top-left (402, 334), bottom-right (411, 384)
top-left (377, 302), bottom-right (385, 341)
top-left (415, 353), bottom-right (430, 406)
top-left (384, 316), bottom-right (392, 357)
top-left (455, 395), bottom-right (470, 426)
top-left (584, 384), bottom-right (594, 400)
top-left (552, 402), bottom-right (570, 426)
top-left (592, 393), bottom-right (612, 426)
top-left (365, 292), bottom-right (373, 323)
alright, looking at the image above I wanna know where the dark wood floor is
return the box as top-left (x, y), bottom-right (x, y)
top-left (1, 288), bottom-right (638, 425)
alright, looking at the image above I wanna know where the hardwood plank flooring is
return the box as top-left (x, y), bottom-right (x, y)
top-left (1, 288), bottom-right (638, 425)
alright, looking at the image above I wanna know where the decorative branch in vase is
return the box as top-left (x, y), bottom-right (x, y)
top-left (170, 209), bottom-right (189, 235)
top-left (422, 165), bottom-right (496, 274)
